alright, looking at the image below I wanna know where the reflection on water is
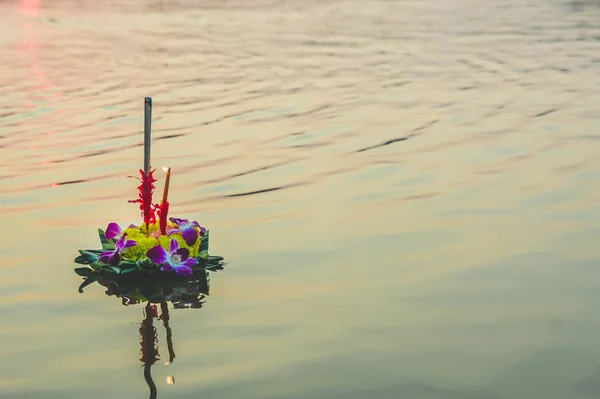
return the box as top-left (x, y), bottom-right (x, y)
top-left (1, 0), bottom-right (600, 398)
top-left (79, 266), bottom-right (223, 398)
top-left (139, 302), bottom-right (185, 399)
top-left (140, 303), bottom-right (165, 399)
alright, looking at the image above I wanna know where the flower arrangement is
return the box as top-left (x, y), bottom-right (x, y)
top-left (74, 97), bottom-right (223, 280)
top-left (74, 169), bottom-right (220, 277)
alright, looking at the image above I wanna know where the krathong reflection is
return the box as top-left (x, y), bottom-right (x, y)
top-left (73, 98), bottom-right (225, 398)
top-left (76, 262), bottom-right (223, 398)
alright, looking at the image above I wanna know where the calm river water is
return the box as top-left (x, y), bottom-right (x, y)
top-left (1, 0), bottom-right (600, 398)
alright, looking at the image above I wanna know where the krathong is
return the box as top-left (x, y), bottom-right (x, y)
top-left (74, 97), bottom-right (223, 282)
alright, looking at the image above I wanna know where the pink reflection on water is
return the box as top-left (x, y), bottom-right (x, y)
top-left (20, 0), bottom-right (40, 16)
top-left (18, 22), bottom-right (52, 101)
top-left (17, 0), bottom-right (63, 132)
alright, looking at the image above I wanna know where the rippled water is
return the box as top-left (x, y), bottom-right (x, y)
top-left (2, 0), bottom-right (600, 397)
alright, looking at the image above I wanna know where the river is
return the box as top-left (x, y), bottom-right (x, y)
top-left (1, 0), bottom-right (600, 398)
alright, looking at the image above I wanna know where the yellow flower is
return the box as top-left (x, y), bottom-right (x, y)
top-left (122, 236), bottom-right (159, 261)
top-left (123, 226), bottom-right (144, 241)
top-left (119, 223), bottom-right (202, 261)
top-left (190, 235), bottom-right (201, 258)
top-left (139, 221), bottom-right (161, 235)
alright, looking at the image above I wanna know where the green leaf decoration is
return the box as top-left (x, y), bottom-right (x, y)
top-left (136, 258), bottom-right (155, 270)
top-left (98, 228), bottom-right (115, 250)
top-left (76, 250), bottom-right (99, 264)
top-left (74, 267), bottom-right (93, 277)
top-left (90, 261), bottom-right (106, 270)
top-left (103, 265), bottom-right (121, 274)
top-left (199, 231), bottom-right (209, 254)
top-left (197, 250), bottom-right (209, 260)
top-left (191, 259), bottom-right (206, 271)
top-left (74, 256), bottom-right (88, 265)
top-left (120, 267), bottom-right (138, 275)
top-left (78, 274), bottom-right (100, 293)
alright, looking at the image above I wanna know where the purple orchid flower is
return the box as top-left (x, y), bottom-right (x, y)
top-left (105, 222), bottom-right (123, 240)
top-left (99, 233), bottom-right (137, 265)
top-left (105, 222), bottom-right (137, 240)
top-left (168, 217), bottom-right (205, 246)
top-left (147, 239), bottom-right (199, 277)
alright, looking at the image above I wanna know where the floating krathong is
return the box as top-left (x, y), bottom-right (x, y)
top-left (74, 98), bottom-right (223, 282)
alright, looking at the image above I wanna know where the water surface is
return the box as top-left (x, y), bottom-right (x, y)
top-left (1, 0), bottom-right (600, 398)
